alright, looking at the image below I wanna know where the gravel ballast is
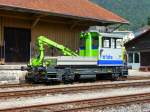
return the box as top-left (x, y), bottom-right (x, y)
top-left (0, 86), bottom-right (150, 110)
top-left (0, 79), bottom-right (150, 92)
top-left (81, 103), bottom-right (150, 112)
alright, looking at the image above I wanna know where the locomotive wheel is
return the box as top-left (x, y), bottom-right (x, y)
top-left (25, 77), bottom-right (32, 83)
top-left (62, 68), bottom-right (73, 84)
top-left (33, 77), bottom-right (40, 84)
top-left (120, 76), bottom-right (127, 81)
top-left (112, 76), bottom-right (119, 81)
top-left (74, 74), bottom-right (80, 82)
top-left (111, 74), bottom-right (120, 81)
top-left (62, 74), bottom-right (69, 84)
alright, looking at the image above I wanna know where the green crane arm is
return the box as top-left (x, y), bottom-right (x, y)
top-left (30, 36), bottom-right (78, 67)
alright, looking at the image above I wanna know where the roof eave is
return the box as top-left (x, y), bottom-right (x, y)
top-left (125, 29), bottom-right (150, 46)
top-left (0, 4), bottom-right (129, 25)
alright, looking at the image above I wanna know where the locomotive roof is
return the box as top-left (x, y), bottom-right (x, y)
top-left (100, 33), bottom-right (124, 38)
top-left (88, 30), bottom-right (124, 38)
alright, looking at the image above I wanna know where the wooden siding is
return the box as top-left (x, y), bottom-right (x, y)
top-left (31, 21), bottom-right (86, 56)
top-left (31, 21), bottom-right (83, 50)
top-left (141, 52), bottom-right (150, 66)
top-left (125, 30), bottom-right (150, 67)
top-left (0, 15), bottom-right (88, 59)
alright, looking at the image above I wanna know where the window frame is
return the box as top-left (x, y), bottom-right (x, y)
top-left (134, 52), bottom-right (140, 63)
top-left (128, 53), bottom-right (133, 63)
top-left (102, 37), bottom-right (111, 48)
top-left (92, 36), bottom-right (99, 49)
top-left (112, 38), bottom-right (122, 49)
top-left (80, 38), bottom-right (85, 49)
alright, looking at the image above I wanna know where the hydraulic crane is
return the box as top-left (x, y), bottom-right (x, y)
top-left (30, 36), bottom-right (78, 67)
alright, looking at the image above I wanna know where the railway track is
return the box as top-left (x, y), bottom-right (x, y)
top-left (0, 80), bottom-right (150, 99)
top-left (0, 92), bottom-right (150, 112)
top-left (0, 83), bottom-right (40, 89)
top-left (0, 76), bottom-right (149, 89)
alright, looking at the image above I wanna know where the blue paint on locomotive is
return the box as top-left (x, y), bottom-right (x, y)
top-left (98, 60), bottom-right (123, 65)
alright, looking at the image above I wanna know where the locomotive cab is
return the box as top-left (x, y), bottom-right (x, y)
top-left (79, 31), bottom-right (125, 62)
top-left (98, 33), bottom-right (125, 66)
top-left (79, 31), bottom-right (128, 80)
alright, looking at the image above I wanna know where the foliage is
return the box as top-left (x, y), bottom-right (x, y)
top-left (91, 0), bottom-right (150, 31)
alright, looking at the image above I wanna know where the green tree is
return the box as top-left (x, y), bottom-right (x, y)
top-left (91, 0), bottom-right (150, 31)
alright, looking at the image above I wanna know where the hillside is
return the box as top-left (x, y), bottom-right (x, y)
top-left (91, 0), bottom-right (150, 31)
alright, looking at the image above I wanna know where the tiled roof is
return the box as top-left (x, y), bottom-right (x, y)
top-left (0, 0), bottom-right (128, 24)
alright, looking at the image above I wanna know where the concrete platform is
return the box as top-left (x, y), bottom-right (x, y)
top-left (129, 70), bottom-right (150, 77)
top-left (0, 64), bottom-right (26, 70)
top-left (0, 65), bottom-right (27, 84)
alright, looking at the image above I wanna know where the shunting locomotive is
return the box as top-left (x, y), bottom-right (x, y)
top-left (22, 31), bottom-right (128, 83)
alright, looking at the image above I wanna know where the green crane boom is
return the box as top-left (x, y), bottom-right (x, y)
top-left (30, 36), bottom-right (78, 67)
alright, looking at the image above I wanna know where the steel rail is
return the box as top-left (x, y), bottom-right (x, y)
top-left (0, 92), bottom-right (150, 112)
top-left (0, 83), bottom-right (40, 89)
top-left (0, 80), bottom-right (150, 99)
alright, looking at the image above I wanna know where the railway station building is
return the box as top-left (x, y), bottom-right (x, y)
top-left (0, 0), bottom-right (128, 64)
top-left (125, 27), bottom-right (150, 71)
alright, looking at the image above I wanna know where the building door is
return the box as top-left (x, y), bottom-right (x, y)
top-left (128, 52), bottom-right (140, 69)
top-left (4, 27), bottom-right (31, 63)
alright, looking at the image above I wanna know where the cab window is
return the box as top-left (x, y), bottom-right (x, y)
top-left (80, 38), bottom-right (85, 49)
top-left (102, 37), bottom-right (111, 48)
top-left (112, 38), bottom-right (122, 48)
top-left (116, 39), bottom-right (122, 48)
top-left (92, 36), bottom-right (99, 49)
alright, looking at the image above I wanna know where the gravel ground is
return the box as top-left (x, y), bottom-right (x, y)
top-left (81, 103), bottom-right (150, 112)
top-left (0, 79), bottom-right (150, 92)
top-left (129, 70), bottom-right (150, 77)
top-left (0, 86), bottom-right (150, 109)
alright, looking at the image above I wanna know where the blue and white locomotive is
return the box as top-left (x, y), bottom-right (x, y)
top-left (78, 31), bottom-right (128, 80)
top-left (24, 31), bottom-right (128, 83)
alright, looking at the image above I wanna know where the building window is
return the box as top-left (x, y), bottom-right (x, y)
top-left (134, 53), bottom-right (139, 63)
top-left (102, 37), bottom-right (111, 48)
top-left (116, 39), bottom-right (122, 48)
top-left (128, 53), bottom-right (133, 63)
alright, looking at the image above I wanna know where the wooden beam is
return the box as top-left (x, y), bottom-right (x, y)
top-left (0, 10), bottom-right (34, 19)
top-left (70, 22), bottom-right (78, 29)
top-left (31, 17), bottom-right (40, 29)
top-left (41, 19), bottom-right (69, 24)
top-left (31, 14), bottom-right (49, 28)
top-left (70, 20), bottom-right (81, 30)
top-left (0, 11), bottom-right (95, 27)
